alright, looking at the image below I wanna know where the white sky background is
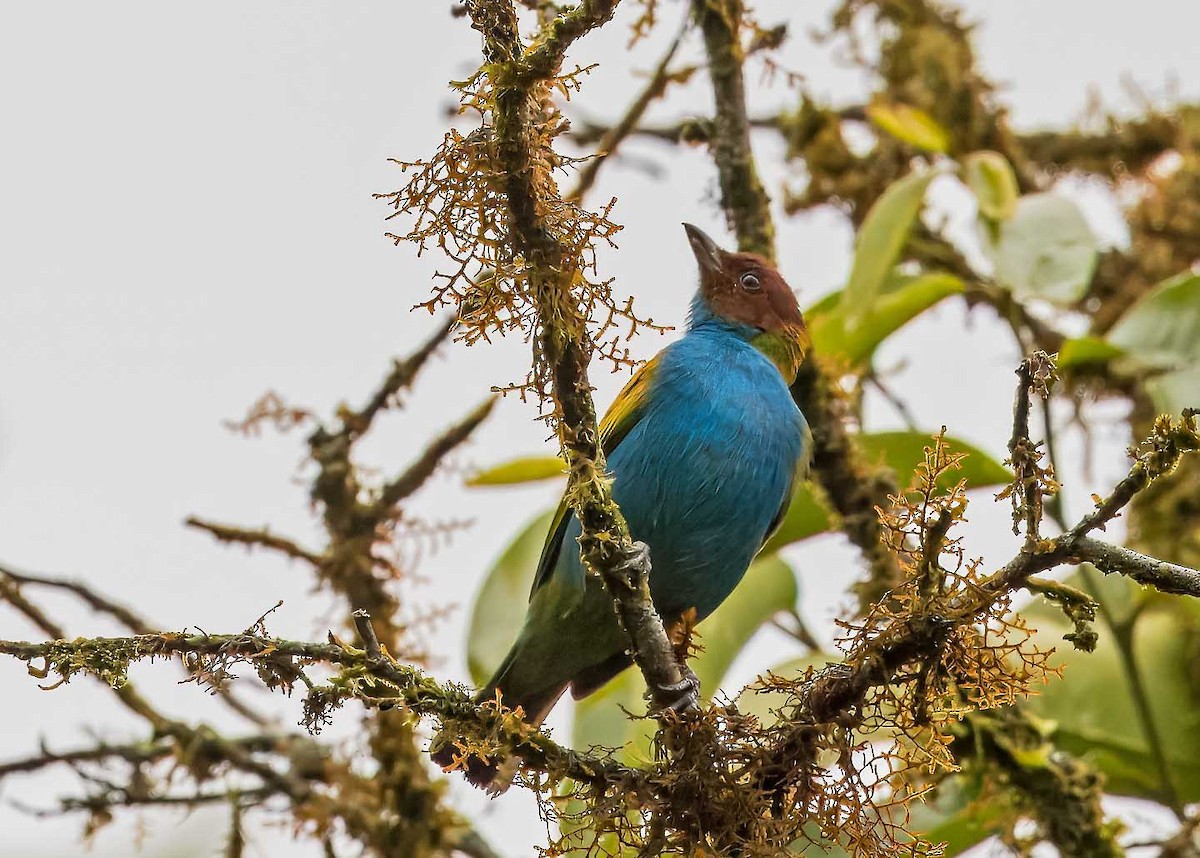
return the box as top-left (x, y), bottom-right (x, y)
top-left (1, 2), bottom-right (1198, 856)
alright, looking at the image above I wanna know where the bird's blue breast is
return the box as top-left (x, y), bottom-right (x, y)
top-left (590, 325), bottom-right (808, 620)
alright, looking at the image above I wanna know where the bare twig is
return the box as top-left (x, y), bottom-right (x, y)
top-left (183, 520), bottom-right (323, 565)
top-left (567, 13), bottom-right (691, 202)
top-left (377, 398), bottom-right (496, 510)
top-left (1074, 538), bottom-right (1200, 598)
top-left (0, 563), bottom-right (154, 633)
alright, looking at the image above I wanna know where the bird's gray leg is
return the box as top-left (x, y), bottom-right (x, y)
top-left (655, 663), bottom-right (700, 714)
top-left (616, 542), bottom-right (702, 714)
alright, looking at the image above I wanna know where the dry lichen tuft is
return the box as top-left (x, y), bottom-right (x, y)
top-left (377, 57), bottom-right (667, 405)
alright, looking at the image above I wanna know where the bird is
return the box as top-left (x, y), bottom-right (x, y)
top-left (434, 223), bottom-right (811, 786)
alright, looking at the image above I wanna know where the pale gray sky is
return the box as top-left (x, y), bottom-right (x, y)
top-left (2, 2), bottom-right (1197, 856)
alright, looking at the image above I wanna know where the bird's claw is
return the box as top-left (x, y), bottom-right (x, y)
top-left (618, 541), bottom-right (652, 575)
top-left (653, 665), bottom-right (700, 715)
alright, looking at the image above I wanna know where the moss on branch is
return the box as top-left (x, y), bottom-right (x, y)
top-left (463, 0), bottom-right (686, 700)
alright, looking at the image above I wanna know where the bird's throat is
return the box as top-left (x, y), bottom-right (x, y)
top-left (750, 325), bottom-right (809, 386)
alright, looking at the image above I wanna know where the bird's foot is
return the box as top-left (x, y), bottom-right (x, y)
top-left (617, 540), bottom-right (652, 578)
top-left (653, 665), bottom-right (700, 715)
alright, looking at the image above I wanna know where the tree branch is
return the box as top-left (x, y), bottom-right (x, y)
top-left (377, 397), bottom-right (496, 510)
top-left (1073, 537), bottom-right (1200, 598)
top-left (0, 630), bottom-right (638, 789)
top-left (464, 0), bottom-right (687, 703)
top-left (566, 12), bottom-right (691, 202)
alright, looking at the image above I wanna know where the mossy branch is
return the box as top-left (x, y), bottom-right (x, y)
top-left (0, 630), bottom-right (636, 789)
top-left (464, 0), bottom-right (686, 701)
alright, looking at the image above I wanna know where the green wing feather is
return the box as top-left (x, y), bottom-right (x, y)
top-left (528, 356), bottom-right (660, 598)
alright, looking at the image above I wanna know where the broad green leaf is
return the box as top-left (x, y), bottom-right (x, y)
top-left (1057, 335), bottom-right (1125, 369)
top-left (857, 431), bottom-right (1012, 492)
top-left (571, 669), bottom-right (651, 764)
top-left (465, 511), bottom-right (553, 685)
top-left (962, 150), bottom-right (1019, 221)
top-left (691, 555), bottom-right (799, 695)
top-left (763, 431), bottom-right (1010, 555)
top-left (866, 102), bottom-right (950, 153)
top-left (1103, 272), bottom-right (1200, 416)
top-left (1146, 366), bottom-right (1200, 417)
top-left (572, 556), bottom-right (800, 763)
top-left (840, 169), bottom-right (939, 326)
top-left (467, 455), bottom-right (563, 486)
top-left (907, 778), bottom-right (999, 853)
top-left (1108, 272), bottom-right (1200, 370)
top-left (762, 485), bottom-right (832, 554)
top-left (984, 193), bottom-right (1099, 305)
top-left (809, 272), bottom-right (964, 367)
top-left (1027, 605), bottom-right (1200, 803)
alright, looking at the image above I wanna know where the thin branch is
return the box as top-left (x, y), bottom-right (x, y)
top-left (183, 520), bottom-right (323, 566)
top-left (1074, 538), bottom-right (1200, 598)
top-left (566, 13), bottom-right (691, 202)
top-left (0, 734), bottom-right (281, 779)
top-left (1005, 351), bottom-right (1057, 546)
top-left (377, 397), bottom-right (496, 510)
top-left (345, 316), bottom-right (457, 437)
top-left (0, 563), bottom-right (153, 634)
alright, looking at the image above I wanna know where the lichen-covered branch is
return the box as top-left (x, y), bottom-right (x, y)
top-left (0, 630), bottom-right (636, 789)
top-left (463, 0), bottom-right (686, 701)
top-left (786, 410), bottom-right (1200, 738)
top-left (692, 0), bottom-right (774, 257)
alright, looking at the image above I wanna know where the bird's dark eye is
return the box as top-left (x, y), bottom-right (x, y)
top-left (739, 272), bottom-right (762, 292)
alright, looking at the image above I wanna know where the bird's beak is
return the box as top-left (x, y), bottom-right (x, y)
top-left (683, 223), bottom-right (724, 275)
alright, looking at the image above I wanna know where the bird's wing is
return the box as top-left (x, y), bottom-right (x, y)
top-left (528, 355), bottom-right (661, 599)
top-left (761, 420), bottom-right (814, 548)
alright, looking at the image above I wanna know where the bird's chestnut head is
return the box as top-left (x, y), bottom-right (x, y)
top-left (683, 223), bottom-right (805, 336)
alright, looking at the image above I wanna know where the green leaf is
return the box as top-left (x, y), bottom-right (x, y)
top-left (1057, 335), bottom-right (1125, 369)
top-left (866, 102), bottom-right (950, 153)
top-left (809, 272), bottom-right (964, 367)
top-left (571, 669), bottom-right (652, 764)
top-left (858, 431), bottom-right (1012, 492)
top-left (763, 431), bottom-right (1010, 555)
top-left (907, 778), bottom-right (999, 853)
top-left (1027, 604), bottom-right (1200, 803)
top-left (840, 169), bottom-right (939, 326)
top-left (691, 556), bottom-right (799, 694)
top-left (572, 556), bottom-right (800, 763)
top-left (1107, 272), bottom-right (1200, 370)
top-left (466, 455), bottom-right (564, 486)
top-left (761, 485), bottom-right (832, 554)
top-left (984, 193), bottom-right (1099, 305)
top-left (465, 511), bottom-right (553, 685)
top-left (1146, 366), bottom-right (1200, 417)
top-left (962, 150), bottom-right (1019, 221)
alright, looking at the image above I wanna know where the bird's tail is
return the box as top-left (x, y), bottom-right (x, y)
top-left (430, 645), bottom-right (568, 790)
